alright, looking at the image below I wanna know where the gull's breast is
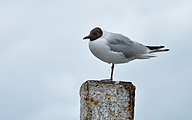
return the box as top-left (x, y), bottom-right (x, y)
top-left (89, 38), bottom-right (133, 64)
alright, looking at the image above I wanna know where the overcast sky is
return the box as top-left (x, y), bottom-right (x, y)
top-left (0, 0), bottom-right (192, 120)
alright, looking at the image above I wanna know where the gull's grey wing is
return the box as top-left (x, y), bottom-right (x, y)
top-left (106, 33), bottom-right (149, 59)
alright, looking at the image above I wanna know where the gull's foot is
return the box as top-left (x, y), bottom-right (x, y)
top-left (101, 79), bottom-right (112, 81)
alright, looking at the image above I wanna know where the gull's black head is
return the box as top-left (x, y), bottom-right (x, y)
top-left (83, 27), bottom-right (103, 41)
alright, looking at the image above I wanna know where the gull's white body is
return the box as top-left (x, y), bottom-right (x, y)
top-left (89, 37), bottom-right (131, 64)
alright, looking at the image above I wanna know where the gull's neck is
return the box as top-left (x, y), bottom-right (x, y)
top-left (100, 29), bottom-right (111, 39)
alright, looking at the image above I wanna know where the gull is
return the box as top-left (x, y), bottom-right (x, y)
top-left (83, 27), bottom-right (169, 80)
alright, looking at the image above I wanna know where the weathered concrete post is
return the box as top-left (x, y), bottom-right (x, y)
top-left (80, 80), bottom-right (135, 120)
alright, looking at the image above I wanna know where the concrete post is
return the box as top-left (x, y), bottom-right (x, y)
top-left (80, 80), bottom-right (135, 120)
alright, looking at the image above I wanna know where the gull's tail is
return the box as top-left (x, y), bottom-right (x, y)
top-left (146, 45), bottom-right (169, 53)
top-left (137, 45), bottom-right (169, 59)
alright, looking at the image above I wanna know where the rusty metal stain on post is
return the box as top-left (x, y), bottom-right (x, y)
top-left (80, 80), bottom-right (136, 120)
top-left (119, 81), bottom-right (136, 120)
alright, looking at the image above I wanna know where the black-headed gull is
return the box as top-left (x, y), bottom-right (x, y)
top-left (83, 27), bottom-right (169, 80)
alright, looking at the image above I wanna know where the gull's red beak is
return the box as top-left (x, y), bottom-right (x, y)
top-left (83, 36), bottom-right (90, 40)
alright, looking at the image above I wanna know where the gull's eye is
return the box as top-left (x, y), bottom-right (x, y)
top-left (93, 32), bottom-right (99, 35)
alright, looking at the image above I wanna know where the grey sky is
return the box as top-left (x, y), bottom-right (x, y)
top-left (0, 0), bottom-right (192, 120)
